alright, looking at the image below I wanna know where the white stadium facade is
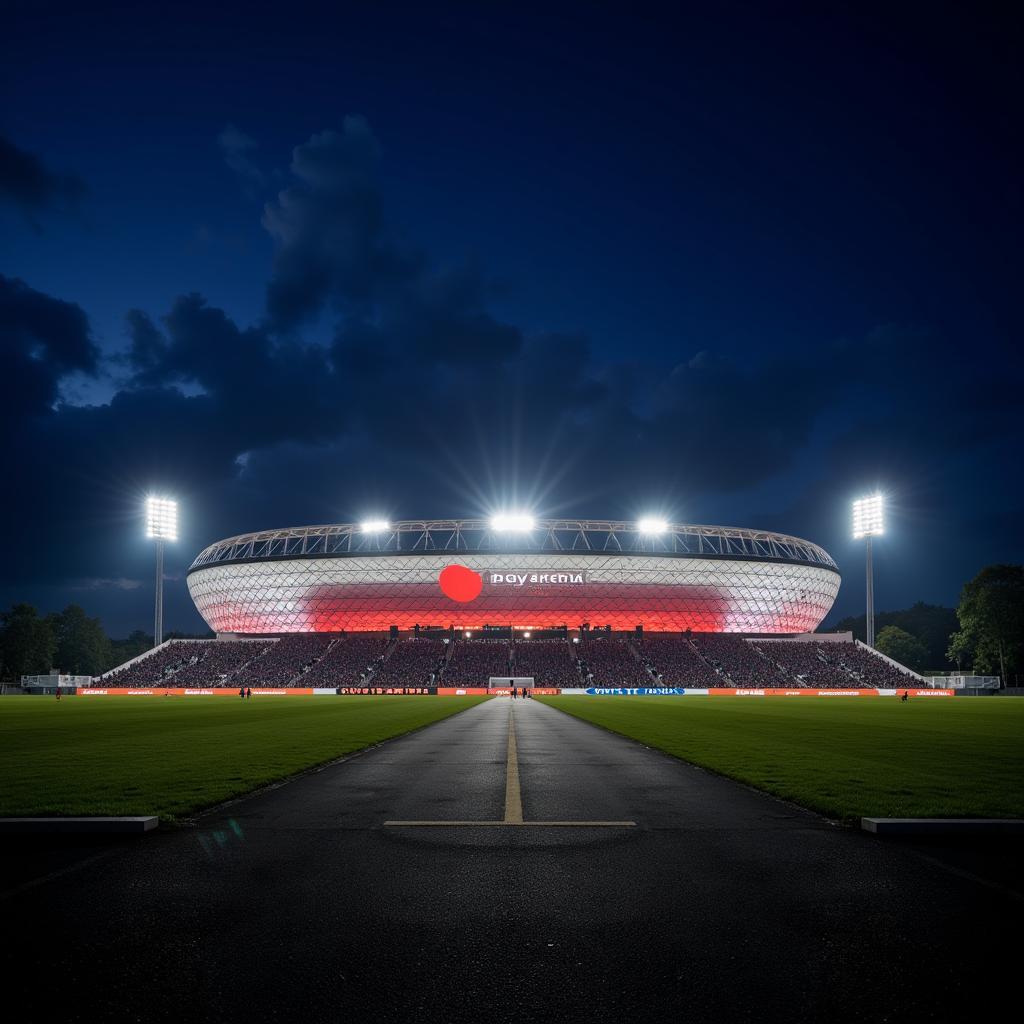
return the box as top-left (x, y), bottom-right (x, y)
top-left (186, 519), bottom-right (841, 635)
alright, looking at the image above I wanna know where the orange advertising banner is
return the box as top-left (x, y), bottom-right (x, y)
top-left (436, 687), bottom-right (490, 696)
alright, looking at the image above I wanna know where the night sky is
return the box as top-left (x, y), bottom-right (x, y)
top-left (1, 1), bottom-right (1021, 636)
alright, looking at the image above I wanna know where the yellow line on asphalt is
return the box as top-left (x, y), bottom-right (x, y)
top-left (504, 705), bottom-right (523, 824)
top-left (383, 696), bottom-right (636, 827)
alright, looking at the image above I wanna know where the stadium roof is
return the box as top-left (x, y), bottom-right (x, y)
top-left (188, 519), bottom-right (838, 573)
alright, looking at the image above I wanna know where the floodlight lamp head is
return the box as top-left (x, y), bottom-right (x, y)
top-left (490, 513), bottom-right (535, 532)
top-left (852, 493), bottom-right (884, 539)
top-left (637, 517), bottom-right (668, 535)
top-left (146, 497), bottom-right (178, 542)
top-left (360, 519), bottom-right (390, 533)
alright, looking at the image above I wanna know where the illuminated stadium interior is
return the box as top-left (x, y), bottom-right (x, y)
top-left (186, 519), bottom-right (841, 635)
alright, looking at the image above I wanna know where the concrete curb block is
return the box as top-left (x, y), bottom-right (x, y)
top-left (0, 817), bottom-right (159, 834)
top-left (861, 817), bottom-right (1024, 836)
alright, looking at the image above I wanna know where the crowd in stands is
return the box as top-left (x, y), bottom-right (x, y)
top-left (101, 631), bottom-right (919, 692)
top-left (752, 640), bottom-right (850, 687)
top-left (576, 637), bottom-right (650, 687)
top-left (823, 642), bottom-right (915, 687)
top-left (233, 634), bottom-right (335, 687)
top-left (634, 635), bottom-right (919, 689)
top-left (444, 640), bottom-right (511, 684)
top-left (512, 640), bottom-right (580, 688)
top-left (691, 634), bottom-right (791, 687)
top-left (170, 640), bottom-right (274, 687)
top-left (310, 635), bottom-right (389, 686)
top-left (371, 639), bottom-right (447, 688)
top-left (103, 639), bottom-right (273, 687)
top-left (638, 637), bottom-right (722, 687)
top-left (103, 640), bottom-right (199, 687)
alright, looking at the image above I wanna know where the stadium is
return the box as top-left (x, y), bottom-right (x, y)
top-left (86, 516), bottom-right (932, 693)
top-left (185, 518), bottom-right (842, 635)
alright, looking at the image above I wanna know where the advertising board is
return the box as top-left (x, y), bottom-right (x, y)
top-left (75, 687), bottom-right (317, 696)
top-left (578, 687), bottom-right (957, 697)
top-left (337, 687), bottom-right (437, 695)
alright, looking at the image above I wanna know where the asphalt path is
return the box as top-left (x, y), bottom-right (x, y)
top-left (2, 696), bottom-right (1018, 1022)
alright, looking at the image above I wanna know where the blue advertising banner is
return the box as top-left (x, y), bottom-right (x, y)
top-left (585, 687), bottom-right (690, 696)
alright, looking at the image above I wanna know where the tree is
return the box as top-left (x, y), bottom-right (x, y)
top-left (0, 603), bottom-right (56, 680)
top-left (948, 565), bottom-right (1024, 684)
top-left (107, 630), bottom-right (153, 672)
top-left (829, 603), bottom-right (958, 669)
top-left (875, 625), bottom-right (928, 672)
top-left (52, 605), bottom-right (111, 677)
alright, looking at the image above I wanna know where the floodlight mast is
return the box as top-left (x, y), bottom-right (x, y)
top-left (155, 539), bottom-right (163, 648)
top-left (852, 494), bottom-right (883, 647)
top-left (146, 498), bottom-right (178, 648)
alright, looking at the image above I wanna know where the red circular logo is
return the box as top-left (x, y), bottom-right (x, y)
top-left (439, 564), bottom-right (483, 603)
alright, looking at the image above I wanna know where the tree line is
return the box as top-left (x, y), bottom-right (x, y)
top-left (0, 603), bottom-right (212, 681)
top-left (828, 564), bottom-right (1024, 681)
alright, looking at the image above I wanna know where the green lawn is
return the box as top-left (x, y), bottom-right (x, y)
top-left (0, 696), bottom-right (488, 822)
top-left (537, 696), bottom-right (1024, 822)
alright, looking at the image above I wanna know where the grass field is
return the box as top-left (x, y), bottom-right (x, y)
top-left (0, 696), bottom-right (488, 822)
top-left (537, 696), bottom-right (1024, 822)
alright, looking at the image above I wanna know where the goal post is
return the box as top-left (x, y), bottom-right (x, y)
top-left (489, 676), bottom-right (535, 689)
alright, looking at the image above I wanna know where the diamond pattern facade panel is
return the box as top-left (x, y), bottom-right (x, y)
top-left (187, 551), bottom-right (841, 635)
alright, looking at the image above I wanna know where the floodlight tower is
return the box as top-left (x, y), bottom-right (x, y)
top-left (146, 497), bottom-right (178, 648)
top-left (852, 494), bottom-right (884, 648)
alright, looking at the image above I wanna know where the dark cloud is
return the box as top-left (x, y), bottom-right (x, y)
top-left (217, 124), bottom-right (266, 196)
top-left (263, 117), bottom-right (422, 331)
top-left (0, 135), bottom-right (86, 218)
top-left (2, 115), bottom-right (1021, 635)
top-left (124, 308), bottom-right (167, 376)
top-left (0, 274), bottom-right (98, 425)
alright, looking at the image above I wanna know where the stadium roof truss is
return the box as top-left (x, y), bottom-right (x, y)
top-left (188, 520), bottom-right (837, 573)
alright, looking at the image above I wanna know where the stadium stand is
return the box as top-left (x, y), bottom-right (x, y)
top-left (99, 631), bottom-right (918, 691)
top-left (232, 634), bottom-right (335, 687)
top-left (307, 635), bottom-right (389, 686)
top-left (638, 637), bottom-right (723, 687)
top-left (444, 640), bottom-right (511, 684)
top-left (512, 639), bottom-right (580, 688)
top-left (105, 639), bottom-right (274, 687)
top-left (169, 640), bottom-right (274, 687)
top-left (814, 641), bottom-right (916, 688)
top-left (752, 640), bottom-right (848, 687)
top-left (576, 637), bottom-right (650, 687)
top-left (631, 634), bottom-right (920, 688)
top-left (371, 638), bottom-right (447, 687)
top-left (103, 640), bottom-right (199, 687)
top-left (690, 634), bottom-right (792, 686)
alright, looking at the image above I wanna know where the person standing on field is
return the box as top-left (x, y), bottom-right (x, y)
top-left (239, 686), bottom-right (245, 699)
